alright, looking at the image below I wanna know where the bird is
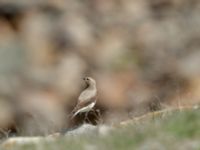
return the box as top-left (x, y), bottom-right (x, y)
top-left (70, 77), bottom-right (98, 119)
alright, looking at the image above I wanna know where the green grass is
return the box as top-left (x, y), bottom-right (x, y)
top-left (2, 109), bottom-right (200, 150)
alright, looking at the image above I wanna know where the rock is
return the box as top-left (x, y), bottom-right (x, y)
top-left (1, 136), bottom-right (53, 149)
top-left (65, 124), bottom-right (113, 136)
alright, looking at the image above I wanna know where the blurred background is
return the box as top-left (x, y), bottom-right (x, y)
top-left (0, 0), bottom-right (200, 136)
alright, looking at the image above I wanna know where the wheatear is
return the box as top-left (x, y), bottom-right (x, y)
top-left (70, 77), bottom-right (97, 119)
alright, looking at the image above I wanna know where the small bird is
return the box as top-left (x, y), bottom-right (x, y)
top-left (70, 77), bottom-right (97, 119)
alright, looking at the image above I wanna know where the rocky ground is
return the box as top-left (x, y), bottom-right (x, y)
top-left (1, 106), bottom-right (200, 150)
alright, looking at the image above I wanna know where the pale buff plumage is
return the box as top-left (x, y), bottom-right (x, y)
top-left (70, 77), bottom-right (97, 119)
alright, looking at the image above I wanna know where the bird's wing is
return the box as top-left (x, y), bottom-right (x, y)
top-left (70, 94), bottom-right (97, 118)
top-left (78, 89), bottom-right (96, 102)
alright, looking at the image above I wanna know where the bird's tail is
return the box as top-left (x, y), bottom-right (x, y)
top-left (70, 113), bottom-right (77, 119)
top-left (68, 108), bottom-right (78, 120)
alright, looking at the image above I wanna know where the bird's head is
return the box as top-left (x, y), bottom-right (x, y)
top-left (83, 77), bottom-right (96, 87)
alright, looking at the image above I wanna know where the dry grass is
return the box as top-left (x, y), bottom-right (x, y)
top-left (1, 105), bottom-right (200, 150)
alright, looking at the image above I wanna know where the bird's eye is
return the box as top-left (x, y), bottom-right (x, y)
top-left (87, 78), bottom-right (89, 80)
